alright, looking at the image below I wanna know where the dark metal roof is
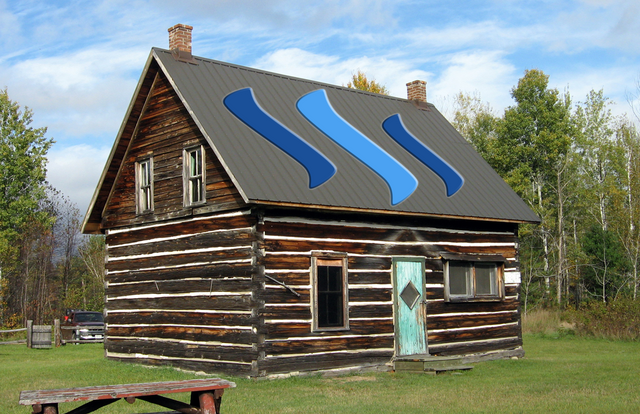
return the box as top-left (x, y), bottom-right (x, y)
top-left (83, 48), bottom-right (539, 232)
top-left (153, 48), bottom-right (538, 223)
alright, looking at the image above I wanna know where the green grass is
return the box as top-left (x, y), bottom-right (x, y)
top-left (3, 336), bottom-right (640, 413)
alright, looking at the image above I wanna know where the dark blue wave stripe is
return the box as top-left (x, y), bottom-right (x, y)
top-left (223, 88), bottom-right (336, 189)
top-left (297, 89), bottom-right (418, 206)
top-left (382, 114), bottom-right (463, 197)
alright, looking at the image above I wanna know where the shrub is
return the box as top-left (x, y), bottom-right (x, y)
top-left (568, 298), bottom-right (640, 340)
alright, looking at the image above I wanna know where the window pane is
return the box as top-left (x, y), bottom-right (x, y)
top-left (327, 266), bottom-right (342, 292)
top-left (190, 178), bottom-right (201, 203)
top-left (140, 162), bottom-right (149, 186)
top-left (318, 266), bottom-right (328, 291)
top-left (449, 262), bottom-right (470, 296)
top-left (317, 263), bottom-right (344, 328)
top-left (475, 263), bottom-right (497, 295)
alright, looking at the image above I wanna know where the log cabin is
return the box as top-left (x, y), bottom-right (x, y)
top-left (82, 24), bottom-right (540, 378)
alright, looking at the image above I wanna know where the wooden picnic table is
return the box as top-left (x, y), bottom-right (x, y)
top-left (19, 378), bottom-right (236, 414)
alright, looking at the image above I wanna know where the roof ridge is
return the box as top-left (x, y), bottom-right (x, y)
top-left (151, 47), bottom-right (429, 105)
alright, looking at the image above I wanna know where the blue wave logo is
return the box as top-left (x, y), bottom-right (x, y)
top-left (223, 88), bottom-right (336, 188)
top-left (224, 87), bottom-right (464, 205)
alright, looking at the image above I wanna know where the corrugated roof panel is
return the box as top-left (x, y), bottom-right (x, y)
top-left (154, 48), bottom-right (539, 223)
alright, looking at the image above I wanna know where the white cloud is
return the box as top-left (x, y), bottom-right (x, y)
top-left (430, 51), bottom-right (517, 114)
top-left (0, 46), bottom-right (147, 142)
top-left (252, 48), bottom-right (430, 99)
top-left (46, 144), bottom-right (111, 216)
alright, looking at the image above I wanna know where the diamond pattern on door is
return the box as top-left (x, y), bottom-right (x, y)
top-left (400, 280), bottom-right (421, 310)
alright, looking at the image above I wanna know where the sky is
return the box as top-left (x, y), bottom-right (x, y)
top-left (2, 0), bottom-right (640, 217)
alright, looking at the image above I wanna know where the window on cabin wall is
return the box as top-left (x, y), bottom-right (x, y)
top-left (135, 157), bottom-right (153, 214)
top-left (183, 145), bottom-right (205, 206)
top-left (444, 260), bottom-right (504, 302)
top-left (312, 255), bottom-right (349, 331)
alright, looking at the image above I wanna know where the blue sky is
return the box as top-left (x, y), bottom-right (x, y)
top-left (2, 0), bottom-right (640, 216)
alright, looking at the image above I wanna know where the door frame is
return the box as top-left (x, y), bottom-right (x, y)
top-left (392, 257), bottom-right (429, 357)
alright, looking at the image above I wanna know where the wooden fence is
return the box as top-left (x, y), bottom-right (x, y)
top-left (0, 320), bottom-right (104, 348)
top-left (0, 326), bottom-right (27, 345)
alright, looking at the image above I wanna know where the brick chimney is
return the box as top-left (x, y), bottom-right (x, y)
top-left (168, 24), bottom-right (193, 54)
top-left (406, 80), bottom-right (427, 102)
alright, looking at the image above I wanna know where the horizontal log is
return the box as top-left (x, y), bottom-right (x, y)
top-left (348, 304), bottom-right (393, 319)
top-left (257, 288), bottom-right (310, 304)
top-left (106, 279), bottom-right (256, 298)
top-left (348, 271), bottom-right (392, 285)
top-left (108, 310), bottom-right (255, 327)
top-left (265, 335), bottom-right (394, 355)
top-left (108, 325), bottom-right (255, 344)
top-left (107, 338), bottom-right (256, 362)
top-left (427, 312), bottom-right (519, 330)
top-left (262, 271), bottom-right (310, 286)
top-left (349, 288), bottom-right (392, 303)
top-left (429, 337), bottom-right (522, 357)
top-left (107, 295), bottom-right (253, 312)
top-left (108, 228), bottom-right (254, 257)
top-left (427, 297), bottom-right (519, 314)
top-left (107, 355), bottom-right (253, 375)
top-left (259, 350), bottom-right (393, 374)
top-left (265, 318), bottom-right (394, 339)
top-left (106, 214), bottom-right (255, 246)
top-left (106, 247), bottom-right (253, 272)
top-left (260, 305), bottom-right (311, 320)
top-left (262, 220), bottom-right (516, 244)
top-left (263, 255), bottom-right (310, 270)
top-left (428, 323), bottom-right (520, 344)
top-left (106, 263), bottom-right (255, 283)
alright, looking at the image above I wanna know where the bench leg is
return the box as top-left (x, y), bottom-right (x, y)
top-left (191, 390), bottom-right (224, 414)
top-left (43, 404), bottom-right (58, 414)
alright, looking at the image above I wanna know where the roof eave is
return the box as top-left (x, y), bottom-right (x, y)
top-left (248, 199), bottom-right (541, 225)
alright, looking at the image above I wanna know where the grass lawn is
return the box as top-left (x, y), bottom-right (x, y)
top-left (2, 334), bottom-right (639, 413)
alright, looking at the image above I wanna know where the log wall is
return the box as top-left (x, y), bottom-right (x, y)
top-left (104, 210), bottom-right (259, 376)
top-left (257, 210), bottom-right (523, 375)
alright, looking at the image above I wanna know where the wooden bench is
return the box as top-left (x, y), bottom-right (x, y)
top-left (19, 378), bottom-right (236, 414)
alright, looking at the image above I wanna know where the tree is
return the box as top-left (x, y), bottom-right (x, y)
top-left (496, 69), bottom-right (573, 305)
top-left (451, 92), bottom-right (499, 159)
top-left (0, 89), bottom-right (54, 259)
top-left (345, 70), bottom-right (389, 95)
top-left (0, 89), bottom-right (54, 324)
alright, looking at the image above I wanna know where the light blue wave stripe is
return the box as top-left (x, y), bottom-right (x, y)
top-left (297, 89), bottom-right (418, 205)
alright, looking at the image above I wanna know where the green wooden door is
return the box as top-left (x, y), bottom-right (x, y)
top-left (394, 258), bottom-right (428, 356)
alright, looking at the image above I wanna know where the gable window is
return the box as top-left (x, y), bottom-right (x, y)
top-left (312, 255), bottom-right (349, 331)
top-left (184, 145), bottom-right (205, 206)
top-left (136, 158), bottom-right (153, 214)
top-left (444, 260), bottom-right (504, 302)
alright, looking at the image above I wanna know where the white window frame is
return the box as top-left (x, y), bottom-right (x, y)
top-left (135, 157), bottom-right (154, 214)
top-left (444, 260), bottom-right (504, 302)
top-left (183, 145), bottom-right (205, 206)
top-left (311, 254), bottom-right (349, 332)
